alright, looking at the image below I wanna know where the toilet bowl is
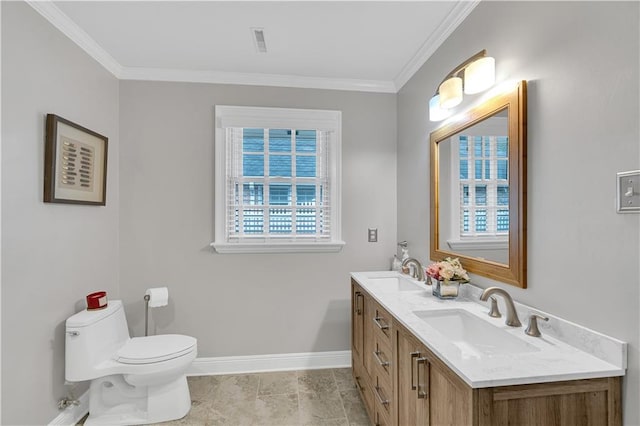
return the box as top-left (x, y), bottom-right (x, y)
top-left (65, 300), bottom-right (197, 425)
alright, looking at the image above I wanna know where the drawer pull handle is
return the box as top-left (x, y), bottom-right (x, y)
top-left (373, 315), bottom-right (389, 330)
top-left (354, 375), bottom-right (363, 391)
top-left (355, 292), bottom-right (363, 315)
top-left (416, 357), bottom-right (429, 399)
top-left (409, 351), bottom-right (420, 390)
top-left (375, 411), bottom-right (383, 426)
top-left (373, 349), bottom-right (390, 367)
top-left (374, 385), bottom-right (389, 406)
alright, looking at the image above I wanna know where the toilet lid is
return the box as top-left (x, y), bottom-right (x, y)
top-left (116, 334), bottom-right (197, 364)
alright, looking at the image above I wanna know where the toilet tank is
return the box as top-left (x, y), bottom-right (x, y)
top-left (65, 300), bottom-right (130, 381)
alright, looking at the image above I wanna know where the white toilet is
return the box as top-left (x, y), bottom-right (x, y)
top-left (65, 300), bottom-right (197, 425)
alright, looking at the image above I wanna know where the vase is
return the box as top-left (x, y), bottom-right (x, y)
top-left (432, 279), bottom-right (460, 299)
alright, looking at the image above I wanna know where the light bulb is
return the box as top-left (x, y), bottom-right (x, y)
top-left (439, 77), bottom-right (463, 109)
top-left (464, 56), bottom-right (495, 94)
top-left (429, 95), bottom-right (451, 122)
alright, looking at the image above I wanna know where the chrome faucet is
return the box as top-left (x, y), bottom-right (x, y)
top-left (401, 258), bottom-right (425, 281)
top-left (479, 287), bottom-right (522, 327)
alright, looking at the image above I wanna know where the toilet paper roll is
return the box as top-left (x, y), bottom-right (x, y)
top-left (145, 287), bottom-right (169, 307)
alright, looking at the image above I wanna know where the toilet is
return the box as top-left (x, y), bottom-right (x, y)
top-left (65, 300), bottom-right (197, 425)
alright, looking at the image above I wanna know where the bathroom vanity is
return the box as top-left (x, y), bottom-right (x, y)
top-left (351, 272), bottom-right (625, 426)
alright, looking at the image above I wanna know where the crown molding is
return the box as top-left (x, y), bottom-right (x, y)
top-left (26, 0), bottom-right (478, 94)
top-left (25, 0), bottom-right (395, 93)
top-left (26, 0), bottom-right (123, 78)
top-left (393, 0), bottom-right (481, 91)
top-left (119, 67), bottom-right (397, 93)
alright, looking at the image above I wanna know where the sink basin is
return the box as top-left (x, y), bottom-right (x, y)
top-left (412, 309), bottom-right (539, 357)
top-left (367, 277), bottom-right (424, 292)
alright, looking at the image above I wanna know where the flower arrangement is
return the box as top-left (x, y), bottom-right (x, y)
top-left (425, 257), bottom-right (470, 283)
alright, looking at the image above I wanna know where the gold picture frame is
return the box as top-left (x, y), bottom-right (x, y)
top-left (44, 114), bottom-right (108, 205)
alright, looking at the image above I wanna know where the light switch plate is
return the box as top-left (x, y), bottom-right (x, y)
top-left (368, 228), bottom-right (378, 242)
top-left (616, 170), bottom-right (640, 213)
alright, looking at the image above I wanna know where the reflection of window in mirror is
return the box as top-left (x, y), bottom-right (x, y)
top-left (440, 114), bottom-right (509, 264)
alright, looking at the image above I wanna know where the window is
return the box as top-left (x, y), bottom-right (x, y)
top-left (212, 106), bottom-right (343, 253)
top-left (446, 117), bottom-right (509, 251)
top-left (458, 134), bottom-right (509, 236)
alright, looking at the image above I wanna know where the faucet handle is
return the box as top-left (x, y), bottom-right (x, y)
top-left (488, 296), bottom-right (502, 318)
top-left (525, 314), bottom-right (549, 337)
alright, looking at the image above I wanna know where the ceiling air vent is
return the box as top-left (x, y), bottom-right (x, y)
top-left (251, 27), bottom-right (267, 53)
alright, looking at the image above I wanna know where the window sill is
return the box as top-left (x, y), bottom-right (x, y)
top-left (211, 240), bottom-right (346, 254)
top-left (447, 238), bottom-right (508, 251)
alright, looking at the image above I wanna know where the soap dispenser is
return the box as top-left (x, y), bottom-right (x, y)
top-left (398, 241), bottom-right (410, 273)
top-left (391, 255), bottom-right (401, 271)
top-left (401, 246), bottom-right (409, 262)
top-left (398, 240), bottom-right (409, 261)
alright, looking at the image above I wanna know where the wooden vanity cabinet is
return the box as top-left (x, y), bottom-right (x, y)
top-left (394, 322), bottom-right (621, 426)
top-left (352, 281), bottom-right (622, 426)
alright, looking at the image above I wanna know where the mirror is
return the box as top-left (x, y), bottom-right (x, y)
top-left (430, 81), bottom-right (527, 288)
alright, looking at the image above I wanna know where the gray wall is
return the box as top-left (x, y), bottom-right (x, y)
top-left (1, 2), bottom-right (120, 424)
top-left (3, 1), bottom-right (638, 424)
top-left (118, 81), bottom-right (397, 356)
top-left (397, 2), bottom-right (640, 424)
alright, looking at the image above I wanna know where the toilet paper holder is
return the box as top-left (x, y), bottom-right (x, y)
top-left (143, 294), bottom-right (151, 336)
top-left (143, 287), bottom-right (169, 336)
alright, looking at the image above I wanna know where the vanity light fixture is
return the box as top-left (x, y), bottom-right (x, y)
top-left (429, 49), bottom-right (495, 121)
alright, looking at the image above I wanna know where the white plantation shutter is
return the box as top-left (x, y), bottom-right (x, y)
top-left (213, 106), bottom-right (343, 254)
top-left (456, 134), bottom-right (509, 237)
top-left (316, 130), bottom-right (332, 238)
top-left (226, 127), bottom-right (243, 241)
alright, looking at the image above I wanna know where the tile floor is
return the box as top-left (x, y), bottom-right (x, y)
top-left (80, 368), bottom-right (371, 426)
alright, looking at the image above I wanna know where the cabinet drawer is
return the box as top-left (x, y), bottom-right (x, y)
top-left (372, 302), bottom-right (393, 343)
top-left (353, 356), bottom-right (374, 418)
top-left (373, 373), bottom-right (393, 419)
top-left (372, 333), bottom-right (392, 380)
top-left (374, 404), bottom-right (391, 426)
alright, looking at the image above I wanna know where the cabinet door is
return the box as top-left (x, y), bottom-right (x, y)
top-left (396, 328), bottom-right (429, 426)
top-left (427, 349), bottom-right (474, 426)
top-left (351, 281), bottom-right (365, 366)
top-left (477, 377), bottom-right (622, 426)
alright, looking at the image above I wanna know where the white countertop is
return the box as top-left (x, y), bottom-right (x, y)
top-left (351, 271), bottom-right (626, 388)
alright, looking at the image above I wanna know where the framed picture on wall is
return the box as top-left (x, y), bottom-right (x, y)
top-left (44, 114), bottom-right (108, 205)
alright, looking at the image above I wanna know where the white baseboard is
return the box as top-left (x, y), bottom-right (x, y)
top-left (48, 390), bottom-right (89, 426)
top-left (48, 351), bottom-right (351, 424)
top-left (187, 350), bottom-right (352, 376)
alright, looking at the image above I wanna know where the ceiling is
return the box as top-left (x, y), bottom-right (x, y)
top-left (30, 1), bottom-right (479, 93)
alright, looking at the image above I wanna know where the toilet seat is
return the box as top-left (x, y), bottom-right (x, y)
top-left (116, 334), bottom-right (196, 365)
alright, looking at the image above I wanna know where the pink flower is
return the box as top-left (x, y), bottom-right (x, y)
top-left (426, 264), bottom-right (441, 279)
top-left (426, 257), bottom-right (470, 283)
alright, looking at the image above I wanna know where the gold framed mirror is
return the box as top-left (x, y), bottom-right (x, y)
top-left (430, 81), bottom-right (527, 288)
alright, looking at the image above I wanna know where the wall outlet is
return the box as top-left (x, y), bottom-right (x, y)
top-left (617, 170), bottom-right (640, 213)
top-left (368, 228), bottom-right (378, 242)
